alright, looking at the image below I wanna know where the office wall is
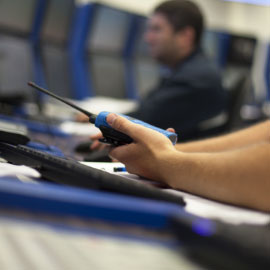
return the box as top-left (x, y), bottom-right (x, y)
top-left (78, 0), bottom-right (270, 40)
top-left (224, 1), bottom-right (270, 40)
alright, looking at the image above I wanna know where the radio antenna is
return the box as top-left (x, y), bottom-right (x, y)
top-left (28, 82), bottom-right (96, 123)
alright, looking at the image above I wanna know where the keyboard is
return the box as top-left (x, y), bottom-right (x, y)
top-left (0, 120), bottom-right (29, 145)
top-left (0, 142), bottom-right (185, 206)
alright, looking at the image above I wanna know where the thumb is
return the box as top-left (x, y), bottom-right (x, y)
top-left (167, 127), bottom-right (175, 133)
top-left (106, 113), bottom-right (148, 142)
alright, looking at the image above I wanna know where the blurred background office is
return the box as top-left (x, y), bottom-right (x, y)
top-left (0, 0), bottom-right (269, 138)
top-left (0, 2), bottom-right (270, 268)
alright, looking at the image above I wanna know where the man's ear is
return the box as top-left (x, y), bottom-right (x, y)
top-left (176, 26), bottom-right (195, 48)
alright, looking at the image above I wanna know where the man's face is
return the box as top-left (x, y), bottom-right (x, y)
top-left (144, 13), bottom-right (180, 65)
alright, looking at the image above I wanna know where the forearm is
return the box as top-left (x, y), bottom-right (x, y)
top-left (159, 142), bottom-right (270, 211)
top-left (106, 113), bottom-right (270, 211)
top-left (175, 120), bottom-right (270, 153)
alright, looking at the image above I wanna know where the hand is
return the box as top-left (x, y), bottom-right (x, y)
top-left (75, 113), bottom-right (89, 122)
top-left (89, 123), bottom-right (175, 151)
top-left (106, 113), bottom-right (177, 181)
top-left (90, 131), bottom-right (119, 162)
top-left (89, 132), bottom-right (108, 151)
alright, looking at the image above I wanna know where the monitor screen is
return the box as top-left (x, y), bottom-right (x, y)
top-left (40, 0), bottom-right (74, 46)
top-left (0, 36), bottom-right (33, 99)
top-left (87, 5), bottom-right (131, 54)
top-left (227, 35), bottom-right (257, 66)
top-left (0, 0), bottom-right (36, 36)
top-left (42, 46), bottom-right (73, 98)
top-left (89, 55), bottom-right (126, 98)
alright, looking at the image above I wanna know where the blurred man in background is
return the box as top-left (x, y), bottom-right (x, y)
top-left (126, 0), bottom-right (227, 140)
top-left (83, 0), bottom-right (227, 143)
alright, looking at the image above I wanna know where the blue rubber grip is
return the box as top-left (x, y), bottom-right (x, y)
top-left (95, 111), bottom-right (178, 145)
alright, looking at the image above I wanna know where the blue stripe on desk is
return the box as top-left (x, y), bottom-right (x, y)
top-left (0, 179), bottom-right (186, 229)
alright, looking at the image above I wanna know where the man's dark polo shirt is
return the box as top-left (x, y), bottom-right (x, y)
top-left (128, 49), bottom-right (227, 141)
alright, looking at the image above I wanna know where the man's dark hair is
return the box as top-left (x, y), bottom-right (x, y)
top-left (154, 0), bottom-right (204, 46)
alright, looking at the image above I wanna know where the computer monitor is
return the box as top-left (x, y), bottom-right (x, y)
top-left (202, 30), bottom-right (232, 69)
top-left (222, 34), bottom-right (257, 88)
top-left (40, 0), bottom-right (74, 46)
top-left (226, 35), bottom-right (257, 67)
top-left (0, 0), bottom-right (36, 37)
top-left (39, 0), bottom-right (75, 98)
top-left (0, 0), bottom-right (37, 101)
top-left (87, 5), bottom-right (131, 98)
top-left (87, 5), bottom-right (130, 54)
top-left (248, 41), bottom-right (269, 104)
top-left (221, 35), bottom-right (257, 127)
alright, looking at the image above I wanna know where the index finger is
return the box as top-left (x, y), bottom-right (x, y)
top-left (106, 113), bottom-right (166, 143)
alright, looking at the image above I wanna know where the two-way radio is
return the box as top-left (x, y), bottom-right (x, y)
top-left (28, 82), bottom-right (178, 146)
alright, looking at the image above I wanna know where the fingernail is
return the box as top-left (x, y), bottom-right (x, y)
top-left (107, 113), bottom-right (117, 125)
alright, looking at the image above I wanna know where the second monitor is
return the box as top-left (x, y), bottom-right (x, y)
top-left (86, 5), bottom-right (132, 99)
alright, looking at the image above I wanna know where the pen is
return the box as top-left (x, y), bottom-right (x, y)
top-left (113, 167), bottom-right (127, 172)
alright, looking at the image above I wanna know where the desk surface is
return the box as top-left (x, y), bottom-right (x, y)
top-left (0, 164), bottom-right (269, 270)
top-left (0, 213), bottom-right (203, 270)
top-left (83, 161), bottom-right (270, 226)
